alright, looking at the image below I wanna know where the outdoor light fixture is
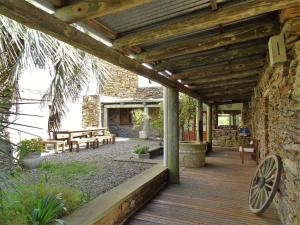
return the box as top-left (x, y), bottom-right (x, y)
top-left (142, 63), bottom-right (153, 70)
top-left (164, 70), bottom-right (172, 76)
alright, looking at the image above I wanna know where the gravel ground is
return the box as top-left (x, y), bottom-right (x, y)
top-left (20, 138), bottom-right (160, 198)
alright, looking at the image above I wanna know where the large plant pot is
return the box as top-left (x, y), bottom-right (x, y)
top-left (139, 130), bottom-right (148, 139)
top-left (179, 141), bottom-right (206, 168)
top-left (20, 152), bottom-right (42, 169)
top-left (132, 153), bottom-right (150, 159)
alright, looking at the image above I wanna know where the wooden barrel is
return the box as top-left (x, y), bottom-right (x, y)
top-left (179, 141), bottom-right (206, 168)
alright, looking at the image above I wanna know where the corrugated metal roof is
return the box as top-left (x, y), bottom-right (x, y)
top-left (97, 0), bottom-right (232, 34)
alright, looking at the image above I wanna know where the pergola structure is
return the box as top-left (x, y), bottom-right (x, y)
top-left (1, 1), bottom-right (299, 224)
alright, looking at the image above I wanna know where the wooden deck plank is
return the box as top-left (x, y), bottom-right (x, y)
top-left (126, 150), bottom-right (282, 225)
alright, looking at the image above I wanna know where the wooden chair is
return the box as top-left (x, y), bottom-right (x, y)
top-left (239, 139), bottom-right (259, 165)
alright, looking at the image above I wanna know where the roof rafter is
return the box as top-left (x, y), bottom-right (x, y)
top-left (54, 0), bottom-right (153, 24)
top-left (113, 0), bottom-right (300, 48)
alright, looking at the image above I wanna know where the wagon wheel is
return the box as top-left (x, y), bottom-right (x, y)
top-left (248, 154), bottom-right (282, 214)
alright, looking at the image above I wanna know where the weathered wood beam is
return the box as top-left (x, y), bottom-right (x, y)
top-left (54, 0), bottom-right (152, 23)
top-left (184, 70), bottom-right (260, 85)
top-left (137, 21), bottom-right (278, 62)
top-left (83, 19), bottom-right (118, 39)
top-left (208, 94), bottom-right (252, 102)
top-left (47, 0), bottom-right (68, 7)
top-left (155, 43), bottom-right (267, 72)
top-left (198, 82), bottom-right (257, 94)
top-left (202, 87), bottom-right (254, 98)
top-left (0, 0), bottom-right (201, 100)
top-left (210, 0), bottom-right (218, 11)
top-left (190, 77), bottom-right (258, 90)
top-left (113, 0), bottom-right (300, 48)
top-left (171, 59), bottom-right (265, 81)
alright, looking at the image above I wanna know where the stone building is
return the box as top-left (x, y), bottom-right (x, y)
top-left (82, 66), bottom-right (163, 138)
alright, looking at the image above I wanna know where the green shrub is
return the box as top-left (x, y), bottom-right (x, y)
top-left (132, 145), bottom-right (149, 154)
top-left (16, 138), bottom-right (44, 159)
top-left (27, 193), bottom-right (66, 225)
top-left (0, 180), bottom-right (83, 225)
top-left (41, 161), bottom-right (99, 180)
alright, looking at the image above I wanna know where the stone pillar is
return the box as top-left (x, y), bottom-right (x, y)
top-left (164, 87), bottom-right (179, 184)
top-left (207, 104), bottom-right (213, 152)
top-left (196, 99), bottom-right (203, 142)
top-left (103, 107), bottom-right (108, 128)
top-left (140, 104), bottom-right (150, 139)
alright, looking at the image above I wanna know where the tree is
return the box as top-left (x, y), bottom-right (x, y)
top-left (0, 15), bottom-right (112, 170)
top-left (179, 94), bottom-right (196, 141)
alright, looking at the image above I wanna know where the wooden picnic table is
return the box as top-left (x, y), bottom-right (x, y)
top-left (53, 127), bottom-right (108, 143)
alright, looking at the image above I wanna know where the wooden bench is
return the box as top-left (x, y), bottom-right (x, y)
top-left (69, 138), bottom-right (98, 152)
top-left (42, 140), bottom-right (66, 153)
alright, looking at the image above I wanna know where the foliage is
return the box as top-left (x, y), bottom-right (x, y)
top-left (16, 138), bottom-right (44, 159)
top-left (40, 161), bottom-right (98, 180)
top-left (150, 103), bottom-right (164, 137)
top-left (132, 109), bottom-right (146, 131)
top-left (132, 145), bottom-right (149, 154)
top-left (0, 179), bottom-right (83, 225)
top-left (179, 94), bottom-right (197, 140)
top-left (27, 193), bottom-right (66, 225)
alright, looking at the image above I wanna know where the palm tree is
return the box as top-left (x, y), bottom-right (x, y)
top-left (0, 15), bottom-right (112, 171)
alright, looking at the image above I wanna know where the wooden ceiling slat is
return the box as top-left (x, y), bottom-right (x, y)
top-left (113, 0), bottom-right (300, 48)
top-left (0, 0), bottom-right (201, 100)
top-left (210, 0), bottom-right (218, 11)
top-left (83, 19), bottom-right (118, 39)
top-left (137, 21), bottom-right (278, 62)
top-left (184, 70), bottom-right (260, 85)
top-left (202, 88), bottom-right (254, 98)
top-left (171, 60), bottom-right (265, 80)
top-left (198, 82), bottom-right (257, 94)
top-left (155, 42), bottom-right (267, 71)
top-left (54, 0), bottom-right (152, 24)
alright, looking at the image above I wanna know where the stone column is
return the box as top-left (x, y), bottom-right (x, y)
top-left (103, 107), bottom-right (108, 128)
top-left (141, 103), bottom-right (150, 139)
top-left (207, 104), bottom-right (213, 152)
top-left (164, 87), bottom-right (179, 184)
top-left (196, 99), bottom-right (203, 142)
top-left (163, 87), bottom-right (168, 167)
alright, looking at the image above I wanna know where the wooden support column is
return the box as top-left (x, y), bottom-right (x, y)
top-left (196, 100), bottom-right (203, 142)
top-left (164, 87), bottom-right (179, 184)
top-left (206, 104), bottom-right (213, 152)
top-left (103, 107), bottom-right (108, 128)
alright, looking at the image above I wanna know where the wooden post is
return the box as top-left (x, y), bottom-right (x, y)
top-left (165, 87), bottom-right (179, 184)
top-left (207, 104), bottom-right (213, 152)
top-left (196, 99), bottom-right (203, 142)
top-left (103, 107), bottom-right (108, 128)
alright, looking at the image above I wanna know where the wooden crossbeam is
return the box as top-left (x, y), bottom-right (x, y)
top-left (184, 70), bottom-right (260, 85)
top-left (155, 43), bottom-right (267, 72)
top-left (113, 0), bottom-right (300, 48)
top-left (210, 0), bottom-right (218, 11)
top-left (190, 77), bottom-right (258, 90)
top-left (207, 94), bottom-right (252, 102)
top-left (137, 21), bottom-right (278, 62)
top-left (171, 60), bottom-right (265, 81)
top-left (202, 87), bottom-right (254, 98)
top-left (83, 19), bottom-right (118, 39)
top-left (0, 0), bottom-right (201, 100)
top-left (47, 0), bottom-right (68, 7)
top-left (54, 0), bottom-right (152, 23)
top-left (198, 82), bottom-right (257, 94)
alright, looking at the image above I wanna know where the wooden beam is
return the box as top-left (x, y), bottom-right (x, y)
top-left (190, 77), bottom-right (258, 90)
top-left (47, 0), bottom-right (68, 7)
top-left (198, 82), bottom-right (257, 94)
top-left (113, 0), bottom-right (300, 48)
top-left (208, 95), bottom-right (252, 102)
top-left (54, 0), bottom-right (152, 23)
top-left (210, 0), bottom-right (218, 11)
top-left (171, 60), bottom-right (265, 81)
top-left (83, 19), bottom-right (118, 39)
top-left (0, 0), bottom-right (201, 100)
top-left (155, 43), bottom-right (267, 72)
top-left (202, 87), bottom-right (254, 98)
top-left (184, 70), bottom-right (260, 85)
top-left (137, 21), bottom-right (278, 62)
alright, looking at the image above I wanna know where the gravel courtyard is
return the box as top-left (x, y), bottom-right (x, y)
top-left (19, 138), bottom-right (161, 199)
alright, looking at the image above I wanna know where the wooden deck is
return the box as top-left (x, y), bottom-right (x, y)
top-left (126, 150), bottom-right (282, 225)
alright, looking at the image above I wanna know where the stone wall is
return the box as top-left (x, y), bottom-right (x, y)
top-left (101, 67), bottom-right (162, 99)
top-left (82, 95), bottom-right (100, 128)
top-left (251, 40), bottom-right (300, 225)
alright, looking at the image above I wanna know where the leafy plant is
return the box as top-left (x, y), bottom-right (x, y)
top-left (150, 103), bottom-right (164, 138)
top-left (27, 193), bottom-right (66, 225)
top-left (132, 109), bottom-right (146, 131)
top-left (132, 145), bottom-right (149, 154)
top-left (16, 138), bottom-right (44, 159)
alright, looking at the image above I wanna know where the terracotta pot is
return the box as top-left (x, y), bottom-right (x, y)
top-left (20, 152), bottom-right (42, 169)
top-left (179, 141), bottom-right (206, 168)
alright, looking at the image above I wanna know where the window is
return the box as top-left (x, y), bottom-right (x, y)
top-left (120, 108), bottom-right (132, 125)
top-left (217, 110), bottom-right (241, 129)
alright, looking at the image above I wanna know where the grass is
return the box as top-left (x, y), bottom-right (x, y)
top-left (40, 160), bottom-right (99, 180)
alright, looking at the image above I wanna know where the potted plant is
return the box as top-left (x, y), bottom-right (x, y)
top-left (16, 138), bottom-right (44, 169)
top-left (132, 145), bottom-right (150, 159)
